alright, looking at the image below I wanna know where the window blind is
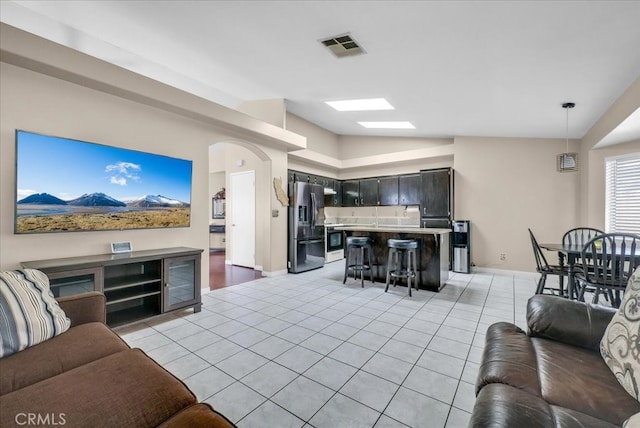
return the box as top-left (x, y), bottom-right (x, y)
top-left (605, 153), bottom-right (640, 235)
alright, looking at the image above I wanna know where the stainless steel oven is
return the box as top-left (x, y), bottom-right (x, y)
top-left (325, 225), bottom-right (345, 263)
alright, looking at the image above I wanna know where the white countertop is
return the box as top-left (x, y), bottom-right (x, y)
top-left (334, 225), bottom-right (450, 234)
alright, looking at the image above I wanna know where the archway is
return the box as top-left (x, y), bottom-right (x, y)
top-left (208, 139), bottom-right (284, 286)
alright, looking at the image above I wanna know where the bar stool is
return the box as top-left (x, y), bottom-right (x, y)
top-left (385, 239), bottom-right (418, 297)
top-left (343, 236), bottom-right (374, 288)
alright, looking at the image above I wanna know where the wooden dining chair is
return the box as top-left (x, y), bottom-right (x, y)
top-left (575, 233), bottom-right (640, 308)
top-left (562, 227), bottom-right (604, 246)
top-left (528, 229), bottom-right (570, 296)
top-left (561, 227), bottom-right (604, 298)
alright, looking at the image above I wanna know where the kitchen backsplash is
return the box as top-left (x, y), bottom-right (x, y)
top-left (325, 206), bottom-right (420, 226)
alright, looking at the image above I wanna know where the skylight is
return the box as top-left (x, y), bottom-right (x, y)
top-left (325, 98), bottom-right (394, 112)
top-left (358, 121), bottom-right (415, 129)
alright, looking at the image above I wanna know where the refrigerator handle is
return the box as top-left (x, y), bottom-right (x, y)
top-left (310, 192), bottom-right (316, 226)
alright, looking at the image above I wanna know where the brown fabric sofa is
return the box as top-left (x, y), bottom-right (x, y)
top-left (0, 292), bottom-right (235, 428)
top-left (470, 295), bottom-right (640, 428)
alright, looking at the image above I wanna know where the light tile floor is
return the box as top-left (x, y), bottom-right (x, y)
top-left (114, 261), bottom-right (538, 428)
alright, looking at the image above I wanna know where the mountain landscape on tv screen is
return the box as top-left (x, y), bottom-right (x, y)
top-left (17, 193), bottom-right (67, 205)
top-left (16, 192), bottom-right (191, 233)
top-left (17, 192), bottom-right (189, 208)
top-left (125, 194), bottom-right (190, 208)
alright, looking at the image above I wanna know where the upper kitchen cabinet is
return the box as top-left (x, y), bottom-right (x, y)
top-left (359, 178), bottom-right (378, 206)
top-left (342, 180), bottom-right (360, 206)
top-left (398, 173), bottom-right (421, 206)
top-left (342, 177), bottom-right (398, 206)
top-left (333, 181), bottom-right (342, 206)
top-left (421, 168), bottom-right (452, 218)
top-left (378, 176), bottom-right (399, 206)
top-left (325, 180), bottom-right (342, 207)
top-left (317, 176), bottom-right (332, 187)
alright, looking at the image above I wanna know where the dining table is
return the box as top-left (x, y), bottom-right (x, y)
top-left (540, 241), bottom-right (640, 302)
top-left (539, 243), bottom-right (585, 300)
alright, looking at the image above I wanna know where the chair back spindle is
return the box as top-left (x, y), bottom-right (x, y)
top-left (529, 229), bottom-right (550, 272)
top-left (580, 233), bottom-right (640, 307)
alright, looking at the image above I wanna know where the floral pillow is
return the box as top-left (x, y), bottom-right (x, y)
top-left (623, 412), bottom-right (640, 427)
top-left (600, 267), bottom-right (640, 401)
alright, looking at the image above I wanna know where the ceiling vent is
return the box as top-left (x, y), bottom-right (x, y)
top-left (320, 33), bottom-right (365, 58)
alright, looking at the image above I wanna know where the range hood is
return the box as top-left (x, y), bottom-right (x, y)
top-left (324, 187), bottom-right (337, 195)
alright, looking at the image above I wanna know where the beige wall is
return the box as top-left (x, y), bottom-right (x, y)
top-left (239, 99), bottom-right (286, 128)
top-left (0, 29), bottom-right (297, 287)
top-left (579, 76), bottom-right (640, 225)
top-left (206, 142), bottom-right (287, 274)
top-left (586, 140), bottom-right (640, 229)
top-left (337, 135), bottom-right (451, 160)
top-left (286, 113), bottom-right (339, 159)
top-left (338, 158), bottom-right (453, 181)
top-left (286, 114), bottom-right (454, 179)
top-left (454, 136), bottom-right (581, 271)
top-left (0, 62), bottom-right (213, 288)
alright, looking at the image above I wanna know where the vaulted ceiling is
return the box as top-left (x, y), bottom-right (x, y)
top-left (2, 1), bottom-right (639, 143)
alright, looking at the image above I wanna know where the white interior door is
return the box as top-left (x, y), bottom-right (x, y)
top-left (230, 171), bottom-right (255, 268)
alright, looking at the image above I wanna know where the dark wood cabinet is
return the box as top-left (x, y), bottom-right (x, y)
top-left (332, 180), bottom-right (342, 207)
top-left (421, 168), bottom-right (452, 218)
top-left (319, 176), bottom-right (332, 187)
top-left (324, 178), bottom-right (334, 189)
top-left (324, 179), bottom-right (342, 207)
top-left (378, 176), bottom-right (399, 206)
top-left (288, 168), bottom-right (453, 211)
top-left (399, 173), bottom-right (421, 205)
top-left (342, 180), bottom-right (360, 206)
top-left (359, 178), bottom-right (378, 206)
top-left (21, 247), bottom-right (203, 326)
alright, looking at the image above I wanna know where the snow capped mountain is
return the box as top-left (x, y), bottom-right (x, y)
top-left (67, 192), bottom-right (126, 207)
top-left (125, 195), bottom-right (189, 208)
top-left (17, 193), bottom-right (67, 205)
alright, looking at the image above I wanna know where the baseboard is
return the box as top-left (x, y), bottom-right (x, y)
top-left (261, 269), bottom-right (288, 277)
top-left (471, 267), bottom-right (538, 278)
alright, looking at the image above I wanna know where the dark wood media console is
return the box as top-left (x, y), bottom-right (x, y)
top-left (22, 247), bottom-right (203, 326)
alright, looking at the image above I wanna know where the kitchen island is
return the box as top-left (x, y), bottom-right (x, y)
top-left (335, 225), bottom-right (450, 292)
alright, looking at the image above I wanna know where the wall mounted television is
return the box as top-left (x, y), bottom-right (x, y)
top-left (15, 130), bottom-right (193, 234)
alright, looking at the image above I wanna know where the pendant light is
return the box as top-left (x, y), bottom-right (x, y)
top-left (557, 102), bottom-right (579, 172)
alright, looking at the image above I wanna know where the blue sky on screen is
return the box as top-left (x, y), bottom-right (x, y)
top-left (16, 131), bottom-right (192, 203)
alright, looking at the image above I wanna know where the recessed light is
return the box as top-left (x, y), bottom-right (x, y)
top-left (326, 98), bottom-right (394, 112)
top-left (358, 121), bottom-right (415, 129)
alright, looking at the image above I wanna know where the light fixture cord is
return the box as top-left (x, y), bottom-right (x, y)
top-left (565, 106), bottom-right (569, 153)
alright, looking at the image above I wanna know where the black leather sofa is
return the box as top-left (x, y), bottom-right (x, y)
top-left (469, 295), bottom-right (640, 427)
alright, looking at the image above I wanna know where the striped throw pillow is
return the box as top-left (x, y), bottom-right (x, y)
top-left (0, 269), bottom-right (70, 358)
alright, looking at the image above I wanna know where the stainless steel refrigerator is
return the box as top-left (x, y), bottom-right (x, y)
top-left (288, 181), bottom-right (325, 273)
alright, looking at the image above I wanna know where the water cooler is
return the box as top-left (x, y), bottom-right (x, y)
top-left (452, 220), bottom-right (471, 273)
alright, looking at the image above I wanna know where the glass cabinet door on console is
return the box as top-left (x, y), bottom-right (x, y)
top-left (46, 267), bottom-right (103, 298)
top-left (163, 254), bottom-right (202, 312)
